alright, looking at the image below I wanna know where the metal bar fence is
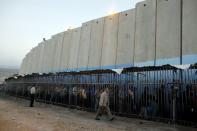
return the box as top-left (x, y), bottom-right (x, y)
top-left (4, 66), bottom-right (197, 127)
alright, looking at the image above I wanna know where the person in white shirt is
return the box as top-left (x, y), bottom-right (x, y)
top-left (30, 86), bottom-right (36, 107)
top-left (95, 87), bottom-right (114, 121)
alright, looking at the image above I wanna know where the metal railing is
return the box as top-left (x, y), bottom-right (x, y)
top-left (4, 66), bottom-right (197, 127)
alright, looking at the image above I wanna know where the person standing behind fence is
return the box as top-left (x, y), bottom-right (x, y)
top-left (30, 86), bottom-right (36, 107)
top-left (95, 89), bottom-right (103, 111)
top-left (95, 88), bottom-right (114, 121)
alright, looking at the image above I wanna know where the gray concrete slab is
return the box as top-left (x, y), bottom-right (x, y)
top-left (50, 35), bottom-right (59, 72)
top-left (37, 42), bottom-right (45, 73)
top-left (134, 0), bottom-right (156, 66)
top-left (88, 17), bottom-right (105, 70)
top-left (35, 43), bottom-right (42, 73)
top-left (30, 48), bottom-right (37, 74)
top-left (19, 58), bottom-right (25, 74)
top-left (101, 14), bottom-right (119, 69)
top-left (116, 9), bottom-right (135, 68)
top-left (60, 30), bottom-right (73, 71)
top-left (39, 42), bottom-right (47, 73)
top-left (182, 0), bottom-right (197, 64)
top-left (68, 28), bottom-right (81, 70)
top-left (77, 21), bottom-right (92, 70)
top-left (156, 0), bottom-right (181, 65)
top-left (34, 46), bottom-right (40, 73)
top-left (53, 33), bottom-right (64, 73)
top-left (25, 52), bottom-right (32, 74)
top-left (44, 40), bottom-right (53, 73)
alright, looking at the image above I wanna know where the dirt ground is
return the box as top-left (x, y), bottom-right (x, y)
top-left (0, 96), bottom-right (196, 131)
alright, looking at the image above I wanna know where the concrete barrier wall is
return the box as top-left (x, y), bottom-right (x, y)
top-left (116, 9), bottom-right (135, 68)
top-left (40, 42), bottom-right (47, 73)
top-left (101, 14), bottom-right (119, 69)
top-left (37, 42), bottom-right (45, 73)
top-left (35, 43), bottom-right (42, 73)
top-left (68, 27), bottom-right (81, 70)
top-left (134, 0), bottom-right (156, 67)
top-left (30, 48), bottom-right (36, 74)
top-left (41, 40), bottom-right (51, 73)
top-left (19, 58), bottom-right (24, 74)
top-left (53, 33), bottom-right (64, 72)
top-left (19, 0), bottom-right (197, 74)
top-left (31, 46), bottom-right (38, 73)
top-left (25, 53), bottom-right (31, 74)
top-left (77, 21), bottom-right (92, 70)
top-left (45, 40), bottom-right (53, 73)
top-left (88, 17), bottom-right (105, 70)
top-left (182, 0), bottom-right (197, 64)
top-left (156, 0), bottom-right (181, 65)
top-left (60, 30), bottom-right (73, 71)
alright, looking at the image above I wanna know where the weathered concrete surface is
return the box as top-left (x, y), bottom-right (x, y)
top-left (34, 46), bottom-right (40, 73)
top-left (40, 42), bottom-right (47, 73)
top-left (19, 57), bottom-right (25, 74)
top-left (53, 33), bottom-right (64, 72)
top-left (134, 0), bottom-right (156, 66)
top-left (35, 45), bottom-right (41, 73)
top-left (101, 14), bottom-right (119, 69)
top-left (156, 0), bottom-right (181, 65)
top-left (68, 28), bottom-right (81, 70)
top-left (45, 40), bottom-right (54, 73)
top-left (50, 36), bottom-right (59, 72)
top-left (116, 9), bottom-right (135, 68)
top-left (182, 0), bottom-right (197, 64)
top-left (24, 52), bottom-right (31, 74)
top-left (41, 39), bottom-right (53, 73)
top-left (60, 30), bottom-right (73, 71)
top-left (77, 21), bottom-right (92, 70)
top-left (37, 42), bottom-right (45, 73)
top-left (88, 17), bottom-right (105, 70)
top-left (30, 47), bottom-right (37, 74)
top-left (41, 41), bottom-right (48, 73)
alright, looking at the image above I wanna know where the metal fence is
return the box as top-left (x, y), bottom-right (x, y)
top-left (4, 65), bottom-right (197, 127)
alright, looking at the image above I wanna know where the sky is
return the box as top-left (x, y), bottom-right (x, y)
top-left (0, 0), bottom-right (143, 69)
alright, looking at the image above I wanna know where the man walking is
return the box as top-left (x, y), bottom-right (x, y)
top-left (95, 87), bottom-right (114, 121)
top-left (30, 86), bottom-right (36, 107)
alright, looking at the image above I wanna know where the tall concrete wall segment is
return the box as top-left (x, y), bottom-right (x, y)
top-left (116, 9), bottom-right (135, 68)
top-left (19, 0), bottom-right (197, 74)
top-left (134, 0), bottom-right (156, 66)
top-left (60, 30), bottom-right (73, 71)
top-left (182, 0), bottom-right (197, 64)
top-left (156, 0), bottom-right (181, 65)
top-left (37, 42), bottom-right (45, 73)
top-left (53, 33), bottom-right (64, 72)
top-left (26, 52), bottom-right (32, 74)
top-left (68, 27), bottom-right (81, 70)
top-left (101, 14), bottom-right (119, 69)
top-left (45, 40), bottom-right (53, 73)
top-left (19, 58), bottom-right (25, 74)
top-left (77, 21), bottom-right (92, 70)
top-left (88, 17), bottom-right (105, 70)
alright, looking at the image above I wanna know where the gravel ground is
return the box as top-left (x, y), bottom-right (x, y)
top-left (0, 95), bottom-right (196, 131)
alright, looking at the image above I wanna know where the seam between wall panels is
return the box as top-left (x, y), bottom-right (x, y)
top-left (115, 14), bottom-right (120, 69)
top-left (66, 31), bottom-right (73, 70)
top-left (154, 0), bottom-right (157, 66)
top-left (87, 22), bottom-right (93, 70)
top-left (100, 18), bottom-right (106, 70)
top-left (180, 0), bottom-right (183, 65)
top-left (59, 32), bottom-right (66, 72)
top-left (76, 29), bottom-right (81, 69)
top-left (76, 28), bottom-right (82, 71)
top-left (133, 5), bottom-right (138, 66)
